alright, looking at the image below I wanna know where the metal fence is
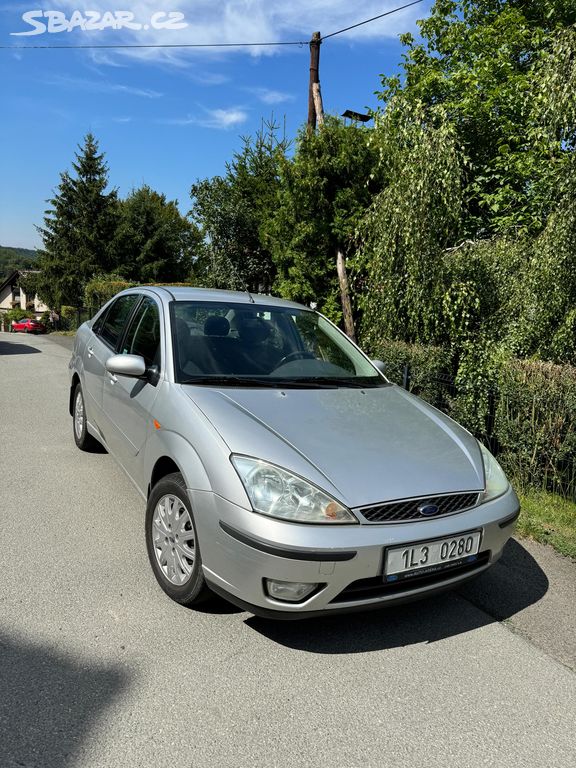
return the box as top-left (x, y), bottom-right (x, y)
top-left (58, 307), bottom-right (94, 332)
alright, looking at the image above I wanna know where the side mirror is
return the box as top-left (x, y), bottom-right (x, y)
top-left (371, 359), bottom-right (387, 375)
top-left (106, 354), bottom-right (146, 378)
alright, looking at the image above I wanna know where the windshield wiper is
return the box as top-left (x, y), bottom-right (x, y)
top-left (179, 376), bottom-right (336, 389)
top-left (179, 375), bottom-right (388, 389)
top-left (181, 376), bottom-right (272, 387)
top-left (289, 377), bottom-right (389, 389)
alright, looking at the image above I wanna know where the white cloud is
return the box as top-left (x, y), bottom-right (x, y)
top-left (249, 87), bottom-right (295, 105)
top-left (45, 74), bottom-right (162, 98)
top-left (19, 1), bottom-right (430, 66)
top-left (188, 71), bottom-right (231, 86)
top-left (204, 108), bottom-right (249, 128)
top-left (164, 107), bottom-right (249, 130)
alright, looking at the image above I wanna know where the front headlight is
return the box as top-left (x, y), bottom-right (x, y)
top-left (231, 456), bottom-right (358, 524)
top-left (479, 443), bottom-right (509, 503)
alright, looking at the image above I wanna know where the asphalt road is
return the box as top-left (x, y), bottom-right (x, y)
top-left (1, 332), bottom-right (575, 768)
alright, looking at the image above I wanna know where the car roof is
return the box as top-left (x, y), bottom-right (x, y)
top-left (137, 286), bottom-right (309, 311)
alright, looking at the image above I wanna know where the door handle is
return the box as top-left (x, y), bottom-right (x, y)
top-left (107, 373), bottom-right (118, 385)
top-left (87, 346), bottom-right (94, 358)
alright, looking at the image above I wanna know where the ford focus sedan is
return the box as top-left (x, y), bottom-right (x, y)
top-left (69, 287), bottom-right (519, 618)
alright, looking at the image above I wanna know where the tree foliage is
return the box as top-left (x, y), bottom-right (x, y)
top-left (33, 134), bottom-right (119, 308)
top-left (357, 103), bottom-right (463, 346)
top-left (380, 0), bottom-right (576, 237)
top-left (268, 116), bottom-right (379, 321)
top-left (356, 0), bottom-right (576, 369)
top-left (112, 185), bottom-right (200, 283)
top-left (0, 247), bottom-right (37, 278)
top-left (190, 120), bottom-right (290, 293)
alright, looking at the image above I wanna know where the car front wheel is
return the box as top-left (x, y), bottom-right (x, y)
top-left (72, 383), bottom-right (99, 451)
top-left (145, 472), bottom-right (211, 606)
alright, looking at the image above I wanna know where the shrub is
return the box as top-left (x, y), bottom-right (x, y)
top-left (361, 338), bottom-right (454, 409)
top-left (59, 305), bottom-right (79, 331)
top-left (84, 274), bottom-right (137, 311)
top-left (367, 339), bottom-right (576, 499)
top-left (495, 359), bottom-right (576, 496)
top-left (5, 307), bottom-right (34, 326)
top-left (449, 341), bottom-right (501, 444)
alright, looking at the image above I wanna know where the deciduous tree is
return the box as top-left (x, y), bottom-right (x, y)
top-left (268, 116), bottom-right (379, 323)
top-left (190, 120), bottom-right (289, 293)
top-left (112, 185), bottom-right (200, 283)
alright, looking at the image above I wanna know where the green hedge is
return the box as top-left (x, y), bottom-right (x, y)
top-left (84, 276), bottom-right (196, 312)
top-left (364, 338), bottom-right (454, 410)
top-left (495, 359), bottom-right (576, 496)
top-left (368, 339), bottom-right (576, 498)
top-left (84, 276), bottom-right (137, 310)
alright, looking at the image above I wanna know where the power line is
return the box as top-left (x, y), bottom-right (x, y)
top-left (1, 40), bottom-right (307, 50)
top-left (322, 0), bottom-right (424, 41)
top-left (1, 2), bottom-right (424, 50)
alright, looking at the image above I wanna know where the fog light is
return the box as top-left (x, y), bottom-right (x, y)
top-left (265, 579), bottom-right (319, 603)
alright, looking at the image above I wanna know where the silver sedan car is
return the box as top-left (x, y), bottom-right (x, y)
top-left (69, 287), bottom-right (519, 618)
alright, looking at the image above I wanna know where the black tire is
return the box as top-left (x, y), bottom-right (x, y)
top-left (145, 472), bottom-right (211, 607)
top-left (72, 383), bottom-right (99, 451)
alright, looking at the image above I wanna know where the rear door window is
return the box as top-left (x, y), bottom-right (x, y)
top-left (97, 295), bottom-right (139, 349)
top-left (121, 298), bottom-right (161, 369)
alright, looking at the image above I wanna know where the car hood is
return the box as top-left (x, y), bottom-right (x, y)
top-left (183, 384), bottom-right (484, 508)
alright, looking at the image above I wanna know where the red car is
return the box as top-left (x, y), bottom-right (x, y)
top-left (11, 317), bottom-right (46, 334)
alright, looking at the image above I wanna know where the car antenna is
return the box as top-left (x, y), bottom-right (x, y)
top-left (223, 253), bottom-right (255, 302)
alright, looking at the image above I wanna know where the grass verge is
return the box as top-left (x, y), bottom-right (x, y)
top-left (517, 488), bottom-right (576, 561)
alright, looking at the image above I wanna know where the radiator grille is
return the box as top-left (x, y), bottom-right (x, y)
top-left (358, 492), bottom-right (480, 523)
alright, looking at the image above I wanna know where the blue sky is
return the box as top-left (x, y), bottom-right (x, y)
top-left (0, 1), bottom-right (433, 249)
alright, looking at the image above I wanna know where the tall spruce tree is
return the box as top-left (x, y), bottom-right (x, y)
top-left (34, 134), bottom-right (118, 308)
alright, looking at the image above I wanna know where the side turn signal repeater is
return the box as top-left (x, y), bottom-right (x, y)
top-left (153, 419), bottom-right (162, 430)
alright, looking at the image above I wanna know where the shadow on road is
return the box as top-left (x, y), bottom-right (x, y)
top-left (0, 631), bottom-right (130, 768)
top-left (245, 539), bottom-right (549, 653)
top-left (0, 339), bottom-right (42, 355)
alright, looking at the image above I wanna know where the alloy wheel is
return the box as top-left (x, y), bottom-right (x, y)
top-left (74, 391), bottom-right (85, 441)
top-left (152, 494), bottom-right (196, 586)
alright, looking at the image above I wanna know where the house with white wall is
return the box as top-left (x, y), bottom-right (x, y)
top-left (0, 270), bottom-right (49, 329)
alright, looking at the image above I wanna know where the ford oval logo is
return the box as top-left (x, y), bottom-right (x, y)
top-left (418, 503), bottom-right (440, 517)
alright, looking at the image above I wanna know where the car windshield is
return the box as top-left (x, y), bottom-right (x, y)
top-left (170, 301), bottom-right (387, 388)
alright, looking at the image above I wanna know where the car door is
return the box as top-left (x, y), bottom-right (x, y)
top-left (84, 294), bottom-right (140, 438)
top-left (102, 296), bottom-right (163, 481)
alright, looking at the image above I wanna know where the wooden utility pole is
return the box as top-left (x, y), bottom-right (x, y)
top-left (337, 250), bottom-right (356, 342)
top-left (307, 32), bottom-right (322, 132)
top-left (312, 82), bottom-right (325, 127)
top-left (306, 31), bottom-right (352, 339)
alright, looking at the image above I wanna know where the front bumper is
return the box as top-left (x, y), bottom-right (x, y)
top-left (191, 486), bottom-right (520, 619)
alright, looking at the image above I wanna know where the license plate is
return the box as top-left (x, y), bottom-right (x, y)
top-left (385, 532), bottom-right (481, 582)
